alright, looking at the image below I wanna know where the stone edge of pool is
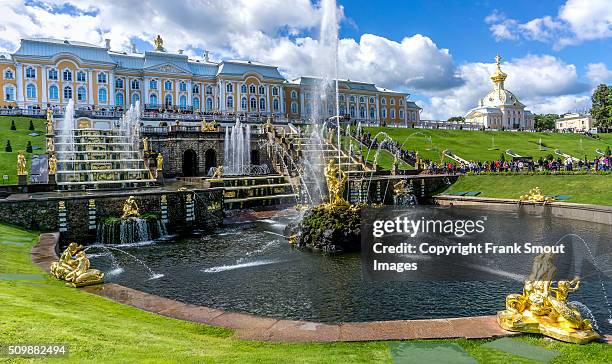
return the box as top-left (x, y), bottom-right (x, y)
top-left (30, 226), bottom-right (612, 344)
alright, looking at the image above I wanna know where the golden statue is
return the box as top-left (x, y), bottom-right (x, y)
top-left (46, 108), bottom-right (54, 134)
top-left (497, 253), bottom-right (599, 344)
top-left (520, 187), bottom-right (555, 203)
top-left (201, 119), bottom-right (218, 132)
top-left (154, 34), bottom-right (164, 51)
top-left (393, 179), bottom-right (407, 196)
top-left (48, 153), bottom-right (57, 175)
top-left (211, 166), bottom-right (223, 179)
top-left (324, 159), bottom-right (348, 207)
top-left (143, 137), bottom-right (150, 152)
top-left (50, 242), bottom-right (82, 280)
top-left (46, 138), bottom-right (54, 153)
top-left (121, 196), bottom-right (140, 219)
top-left (17, 152), bottom-right (27, 176)
top-left (64, 251), bottom-right (105, 287)
top-left (264, 116), bottom-right (274, 133)
top-left (156, 153), bottom-right (164, 171)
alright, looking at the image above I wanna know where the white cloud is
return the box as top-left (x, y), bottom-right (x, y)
top-left (586, 63), bottom-right (612, 85)
top-left (485, 0), bottom-right (612, 48)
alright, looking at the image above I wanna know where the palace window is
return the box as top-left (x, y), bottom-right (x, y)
top-left (273, 99), bottom-right (279, 111)
top-left (116, 93), bottom-right (124, 106)
top-left (192, 97), bottom-right (200, 109)
top-left (340, 105), bottom-right (345, 115)
top-left (349, 95), bottom-right (354, 103)
top-left (192, 84), bottom-right (199, 94)
top-left (339, 94), bottom-right (344, 102)
top-left (47, 69), bottom-right (57, 80)
top-left (149, 79), bottom-right (157, 90)
top-left (226, 83), bottom-right (233, 93)
top-left (241, 84), bottom-right (247, 93)
top-left (97, 72), bottom-right (107, 84)
top-left (131, 93), bottom-right (140, 106)
top-left (349, 105), bottom-right (355, 118)
top-left (399, 99), bottom-right (404, 106)
top-left (259, 97), bottom-right (265, 111)
top-left (390, 99), bottom-right (395, 105)
top-left (226, 95), bottom-right (233, 109)
top-left (4, 69), bottom-right (14, 80)
top-left (259, 85), bottom-right (265, 95)
top-left (250, 97), bottom-right (256, 110)
top-left (98, 88), bottom-right (107, 103)
top-left (370, 107), bottom-right (375, 119)
top-left (249, 84), bottom-right (256, 94)
top-left (241, 97), bottom-right (247, 110)
top-left (164, 80), bottom-right (172, 91)
top-left (206, 85), bottom-right (213, 94)
top-left (399, 109), bottom-right (404, 119)
top-left (179, 82), bottom-right (187, 92)
top-left (49, 85), bottom-right (59, 100)
top-left (382, 108), bottom-right (387, 118)
top-left (165, 94), bottom-right (172, 107)
top-left (369, 97), bottom-right (375, 104)
top-left (26, 84), bottom-right (36, 99)
top-left (179, 95), bottom-right (187, 108)
top-left (381, 98), bottom-right (386, 105)
top-left (116, 78), bottom-right (124, 89)
top-left (290, 90), bottom-right (297, 99)
top-left (63, 85), bottom-right (72, 100)
top-left (290, 102), bottom-right (297, 114)
top-left (359, 107), bottom-right (365, 119)
top-left (131, 80), bottom-right (140, 90)
top-left (4, 85), bottom-right (15, 101)
top-left (359, 96), bottom-right (365, 103)
top-left (25, 66), bottom-right (36, 79)
top-left (305, 92), bottom-right (311, 100)
top-left (206, 97), bottom-right (213, 110)
top-left (149, 94), bottom-right (157, 107)
top-left (77, 71), bottom-right (86, 82)
top-left (77, 86), bottom-right (87, 102)
top-left (272, 87), bottom-right (278, 96)
top-left (63, 69), bottom-right (72, 82)
top-left (391, 109), bottom-right (395, 118)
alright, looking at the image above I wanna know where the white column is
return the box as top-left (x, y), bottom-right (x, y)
top-left (219, 80), bottom-right (225, 112)
top-left (110, 72), bottom-right (116, 106)
top-left (265, 84), bottom-right (270, 113)
top-left (88, 70), bottom-right (94, 106)
top-left (15, 63), bottom-right (24, 107)
top-left (187, 80), bottom-right (192, 108)
top-left (41, 65), bottom-right (47, 104)
top-left (175, 80), bottom-right (180, 108)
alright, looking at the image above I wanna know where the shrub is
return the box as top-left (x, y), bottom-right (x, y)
top-left (10, 120), bottom-right (16, 130)
top-left (28, 120), bottom-right (34, 131)
top-left (26, 141), bottom-right (33, 153)
top-left (5, 140), bottom-right (12, 152)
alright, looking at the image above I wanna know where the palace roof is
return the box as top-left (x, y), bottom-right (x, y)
top-left (15, 38), bottom-right (116, 64)
top-left (217, 60), bottom-right (284, 79)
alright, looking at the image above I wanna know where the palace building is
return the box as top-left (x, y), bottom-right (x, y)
top-left (464, 55), bottom-right (534, 130)
top-left (0, 36), bottom-right (420, 125)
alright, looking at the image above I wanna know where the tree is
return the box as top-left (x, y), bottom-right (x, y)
top-left (534, 114), bottom-right (559, 130)
top-left (447, 116), bottom-right (465, 122)
top-left (10, 120), bottom-right (16, 130)
top-left (5, 140), bottom-right (11, 152)
top-left (28, 120), bottom-right (35, 131)
top-left (591, 84), bottom-right (612, 127)
top-left (26, 141), bottom-right (32, 153)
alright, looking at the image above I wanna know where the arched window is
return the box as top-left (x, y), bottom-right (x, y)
top-left (250, 97), bottom-right (256, 110)
top-left (349, 105), bottom-right (355, 118)
top-left (115, 78), bottom-right (124, 89)
top-left (77, 71), bottom-right (86, 82)
top-left (370, 107), bottom-right (375, 119)
top-left (97, 72), bottom-right (107, 83)
top-left (77, 86), bottom-right (87, 102)
top-left (291, 102), bottom-right (297, 114)
top-left (359, 96), bottom-right (365, 103)
top-left (350, 95), bottom-right (355, 103)
top-left (339, 94), bottom-right (345, 102)
top-left (391, 109), bottom-right (395, 118)
top-left (149, 94), bottom-right (158, 107)
top-left (26, 84), bottom-right (36, 99)
top-left (399, 109), bottom-right (404, 119)
top-left (226, 83), bottom-right (233, 93)
top-left (47, 69), bottom-right (57, 80)
top-left (192, 97), bottom-right (200, 109)
top-left (4, 85), bottom-right (15, 101)
top-left (116, 93), bottom-right (124, 106)
top-left (272, 87), bottom-right (278, 96)
top-left (179, 82), bottom-right (187, 92)
top-left (25, 66), bottom-right (36, 78)
top-left (369, 97), bottom-right (375, 104)
top-left (98, 88), bottom-right (107, 103)
top-left (165, 94), bottom-right (172, 107)
top-left (381, 98), bottom-right (386, 105)
top-left (149, 79), bottom-right (157, 90)
top-left (226, 95), bottom-right (233, 109)
top-left (131, 80), bottom-right (140, 90)
top-left (359, 107), bottom-right (365, 118)
top-left (273, 99), bottom-right (279, 111)
top-left (63, 69), bottom-right (72, 81)
top-left (206, 97), bottom-right (213, 110)
top-left (241, 84), bottom-right (247, 93)
top-left (4, 69), bottom-right (14, 80)
top-left (131, 93), bottom-right (140, 106)
top-left (399, 99), bottom-right (404, 106)
top-left (382, 108), bottom-right (387, 118)
top-left (241, 97), bottom-right (247, 110)
top-left (390, 99), bottom-right (395, 105)
top-left (259, 85), bottom-right (265, 95)
top-left (63, 85), bottom-right (72, 100)
top-left (290, 90), bottom-right (297, 99)
top-left (179, 95), bottom-right (187, 108)
top-left (164, 80), bottom-right (172, 90)
top-left (259, 97), bottom-right (265, 111)
top-left (49, 85), bottom-right (59, 100)
top-left (192, 84), bottom-right (200, 94)
top-left (249, 84), bottom-right (256, 94)
top-left (206, 85), bottom-right (213, 94)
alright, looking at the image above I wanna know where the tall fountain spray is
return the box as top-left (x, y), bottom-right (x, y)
top-left (222, 119), bottom-right (251, 175)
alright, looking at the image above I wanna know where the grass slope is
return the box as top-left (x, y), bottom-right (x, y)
top-left (0, 224), bottom-right (610, 363)
top-left (0, 116), bottom-right (46, 184)
top-left (442, 174), bottom-right (612, 205)
top-left (364, 127), bottom-right (612, 164)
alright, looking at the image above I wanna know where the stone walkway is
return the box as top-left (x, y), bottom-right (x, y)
top-left (31, 233), bottom-right (611, 344)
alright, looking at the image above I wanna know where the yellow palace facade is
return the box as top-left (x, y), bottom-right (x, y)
top-left (0, 36), bottom-right (420, 125)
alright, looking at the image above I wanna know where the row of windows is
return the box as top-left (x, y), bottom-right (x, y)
top-left (225, 83), bottom-right (278, 96)
top-left (287, 89), bottom-right (404, 106)
top-left (21, 84), bottom-right (112, 103)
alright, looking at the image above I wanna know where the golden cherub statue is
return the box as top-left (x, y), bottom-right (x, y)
top-left (497, 253), bottom-right (599, 344)
top-left (121, 196), bottom-right (140, 219)
top-left (324, 159), bottom-right (348, 207)
top-left (156, 153), bottom-right (164, 171)
top-left (48, 153), bottom-right (57, 175)
top-left (17, 152), bottom-right (27, 176)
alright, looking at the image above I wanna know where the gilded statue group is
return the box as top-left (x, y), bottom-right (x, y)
top-left (50, 243), bottom-right (104, 287)
top-left (498, 253), bottom-right (599, 344)
top-left (324, 159), bottom-right (348, 207)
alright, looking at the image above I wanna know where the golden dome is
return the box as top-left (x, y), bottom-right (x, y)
top-left (490, 54), bottom-right (507, 84)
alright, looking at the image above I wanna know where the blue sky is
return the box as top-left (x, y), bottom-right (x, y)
top-left (1, 0), bottom-right (611, 119)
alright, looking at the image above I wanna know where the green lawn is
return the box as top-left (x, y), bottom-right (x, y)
top-left (341, 136), bottom-right (413, 171)
top-left (0, 116), bottom-right (46, 184)
top-left (364, 127), bottom-right (612, 164)
top-left (442, 174), bottom-right (612, 205)
top-left (1, 224), bottom-right (610, 363)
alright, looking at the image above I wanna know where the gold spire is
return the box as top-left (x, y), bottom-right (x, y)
top-left (490, 53), bottom-right (507, 85)
top-left (154, 35), bottom-right (164, 51)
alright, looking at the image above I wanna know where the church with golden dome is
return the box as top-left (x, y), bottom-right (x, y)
top-left (464, 54), bottom-right (534, 130)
